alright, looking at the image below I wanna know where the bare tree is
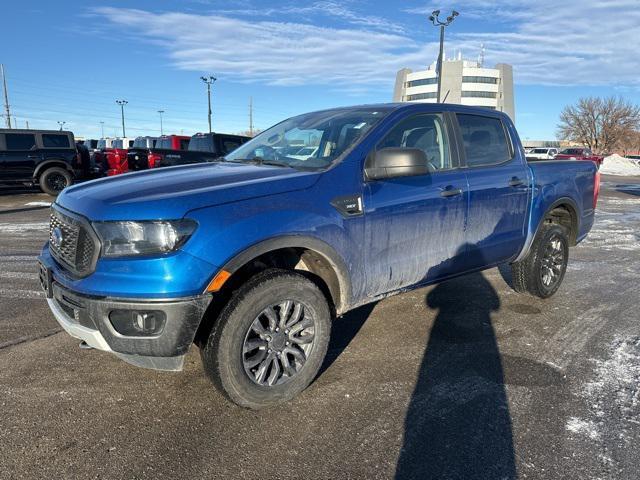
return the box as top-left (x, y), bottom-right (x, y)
top-left (618, 130), bottom-right (640, 157)
top-left (557, 97), bottom-right (640, 153)
top-left (237, 129), bottom-right (262, 138)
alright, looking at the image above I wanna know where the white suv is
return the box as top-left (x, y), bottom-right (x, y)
top-left (527, 147), bottom-right (558, 160)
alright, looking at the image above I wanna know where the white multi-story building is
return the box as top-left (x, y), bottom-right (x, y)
top-left (393, 58), bottom-right (515, 121)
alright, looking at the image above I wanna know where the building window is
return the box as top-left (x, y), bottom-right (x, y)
top-left (406, 92), bottom-right (438, 101)
top-left (405, 78), bottom-right (438, 88)
top-left (462, 76), bottom-right (498, 84)
top-left (461, 91), bottom-right (497, 98)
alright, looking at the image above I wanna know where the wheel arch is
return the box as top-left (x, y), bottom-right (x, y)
top-left (33, 159), bottom-right (74, 180)
top-left (217, 235), bottom-right (352, 316)
top-left (515, 197), bottom-right (580, 262)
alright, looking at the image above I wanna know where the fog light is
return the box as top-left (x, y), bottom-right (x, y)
top-left (109, 310), bottom-right (166, 336)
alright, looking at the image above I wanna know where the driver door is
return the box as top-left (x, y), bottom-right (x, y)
top-left (363, 113), bottom-right (468, 296)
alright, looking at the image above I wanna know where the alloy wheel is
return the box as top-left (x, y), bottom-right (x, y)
top-left (242, 300), bottom-right (316, 387)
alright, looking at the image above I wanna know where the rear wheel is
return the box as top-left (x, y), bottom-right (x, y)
top-left (39, 167), bottom-right (72, 196)
top-left (201, 269), bottom-right (331, 409)
top-left (511, 223), bottom-right (569, 298)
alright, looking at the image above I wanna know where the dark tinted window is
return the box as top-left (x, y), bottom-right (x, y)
top-left (128, 140), bottom-right (134, 148)
top-left (5, 133), bottom-right (36, 150)
top-left (405, 78), bottom-right (438, 88)
top-left (42, 134), bottom-right (71, 148)
top-left (378, 114), bottom-right (451, 170)
top-left (461, 91), bottom-right (497, 98)
top-left (457, 114), bottom-right (511, 167)
top-left (406, 92), bottom-right (437, 101)
top-left (188, 135), bottom-right (213, 152)
top-left (88, 139), bottom-right (98, 149)
top-left (222, 138), bottom-right (241, 153)
top-left (462, 76), bottom-right (498, 84)
top-left (179, 139), bottom-right (190, 150)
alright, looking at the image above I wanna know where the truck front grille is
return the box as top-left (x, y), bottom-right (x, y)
top-left (49, 206), bottom-right (99, 277)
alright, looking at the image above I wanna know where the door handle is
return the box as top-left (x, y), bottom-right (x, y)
top-left (509, 177), bottom-right (525, 187)
top-left (440, 186), bottom-right (463, 198)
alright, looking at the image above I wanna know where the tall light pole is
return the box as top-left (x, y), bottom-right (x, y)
top-left (100, 121), bottom-right (105, 138)
top-left (116, 99), bottom-right (128, 137)
top-left (1, 64), bottom-right (11, 129)
top-left (429, 10), bottom-right (459, 103)
top-left (58, 121), bottom-right (66, 131)
top-left (158, 110), bottom-right (165, 135)
top-left (200, 75), bottom-right (216, 133)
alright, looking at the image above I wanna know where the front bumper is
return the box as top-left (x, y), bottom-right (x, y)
top-left (42, 269), bottom-right (211, 371)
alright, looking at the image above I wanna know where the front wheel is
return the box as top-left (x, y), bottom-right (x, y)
top-left (511, 224), bottom-right (569, 298)
top-left (39, 167), bottom-right (72, 196)
top-left (201, 269), bottom-right (331, 409)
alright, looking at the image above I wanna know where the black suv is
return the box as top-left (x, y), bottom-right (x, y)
top-left (0, 129), bottom-right (79, 195)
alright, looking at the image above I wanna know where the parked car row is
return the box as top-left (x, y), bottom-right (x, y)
top-left (0, 128), bottom-right (250, 196)
top-left (525, 147), bottom-right (604, 167)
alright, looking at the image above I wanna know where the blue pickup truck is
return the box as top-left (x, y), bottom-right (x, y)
top-left (38, 103), bottom-right (599, 408)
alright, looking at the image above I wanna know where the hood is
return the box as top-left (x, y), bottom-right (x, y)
top-left (57, 162), bottom-right (320, 221)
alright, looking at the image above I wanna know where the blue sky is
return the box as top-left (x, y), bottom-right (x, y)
top-left (2, 0), bottom-right (639, 140)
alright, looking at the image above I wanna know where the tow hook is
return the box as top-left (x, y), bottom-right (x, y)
top-left (79, 341), bottom-right (93, 350)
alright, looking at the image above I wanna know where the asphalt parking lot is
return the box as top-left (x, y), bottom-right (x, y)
top-left (1, 177), bottom-right (639, 479)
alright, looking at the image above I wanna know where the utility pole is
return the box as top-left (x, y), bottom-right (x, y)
top-left (249, 96), bottom-right (254, 136)
top-left (200, 75), bottom-right (216, 133)
top-left (158, 110), bottom-right (165, 135)
top-left (429, 10), bottom-right (459, 103)
top-left (58, 121), bottom-right (66, 131)
top-left (1, 64), bottom-right (11, 128)
top-left (116, 100), bottom-right (128, 137)
top-left (25, 120), bottom-right (29, 129)
top-left (100, 121), bottom-right (105, 138)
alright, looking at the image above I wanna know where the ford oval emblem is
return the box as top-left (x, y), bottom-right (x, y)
top-left (51, 227), bottom-right (63, 248)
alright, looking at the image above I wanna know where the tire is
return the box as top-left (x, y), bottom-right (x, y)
top-left (39, 167), bottom-right (72, 196)
top-left (201, 269), bottom-right (331, 409)
top-left (511, 223), bottom-right (569, 299)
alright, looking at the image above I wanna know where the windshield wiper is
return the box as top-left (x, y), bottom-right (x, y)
top-left (232, 157), bottom-right (292, 168)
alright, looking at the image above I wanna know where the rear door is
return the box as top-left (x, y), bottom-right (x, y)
top-left (364, 112), bottom-right (469, 296)
top-left (455, 113), bottom-right (530, 267)
top-left (2, 132), bottom-right (38, 180)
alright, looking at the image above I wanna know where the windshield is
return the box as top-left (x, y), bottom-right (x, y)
top-left (224, 107), bottom-right (392, 169)
top-left (532, 148), bottom-right (549, 153)
top-left (560, 148), bottom-right (582, 155)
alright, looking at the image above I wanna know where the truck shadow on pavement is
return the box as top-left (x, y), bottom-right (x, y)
top-left (395, 246), bottom-right (517, 480)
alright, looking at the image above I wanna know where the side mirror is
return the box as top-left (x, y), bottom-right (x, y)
top-left (365, 147), bottom-right (429, 181)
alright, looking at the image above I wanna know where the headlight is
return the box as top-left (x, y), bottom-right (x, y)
top-left (93, 219), bottom-right (197, 257)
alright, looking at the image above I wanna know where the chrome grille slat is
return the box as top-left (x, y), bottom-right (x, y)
top-left (48, 207), bottom-right (99, 276)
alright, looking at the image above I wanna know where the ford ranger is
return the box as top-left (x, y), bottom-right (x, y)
top-left (38, 103), bottom-right (599, 409)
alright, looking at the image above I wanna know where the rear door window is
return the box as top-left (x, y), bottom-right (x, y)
top-left (457, 114), bottom-right (512, 167)
top-left (5, 133), bottom-right (36, 150)
top-left (179, 139), bottom-right (190, 150)
top-left (42, 134), bottom-right (71, 148)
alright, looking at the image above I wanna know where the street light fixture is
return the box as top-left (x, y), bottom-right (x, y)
top-left (429, 9), bottom-right (459, 103)
top-left (200, 75), bottom-right (217, 134)
top-left (116, 99), bottom-right (128, 137)
top-left (57, 121), bottom-right (66, 131)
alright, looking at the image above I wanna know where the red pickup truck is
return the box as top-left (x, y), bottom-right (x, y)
top-left (128, 135), bottom-right (191, 171)
top-left (554, 148), bottom-right (604, 167)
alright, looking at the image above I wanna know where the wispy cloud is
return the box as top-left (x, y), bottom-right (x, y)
top-left (93, 7), bottom-right (434, 88)
top-left (94, 1), bottom-right (640, 91)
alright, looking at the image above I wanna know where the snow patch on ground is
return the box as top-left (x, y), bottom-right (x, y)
top-left (0, 222), bottom-right (49, 234)
top-left (600, 154), bottom-right (640, 176)
top-left (566, 417), bottom-right (600, 440)
top-left (24, 201), bottom-right (51, 207)
top-left (584, 337), bottom-right (640, 417)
